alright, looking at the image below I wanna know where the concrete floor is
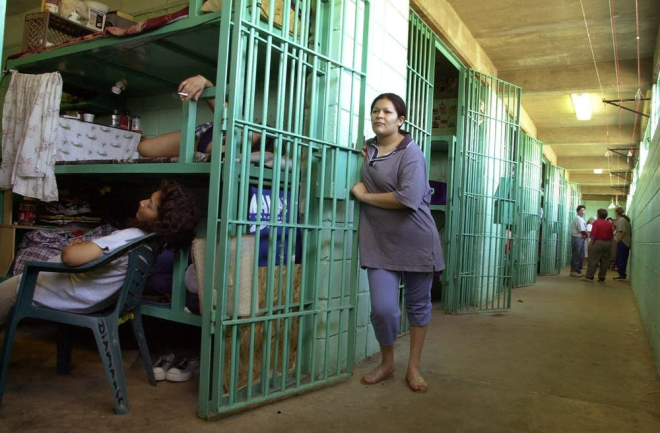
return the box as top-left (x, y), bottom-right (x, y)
top-left (1, 268), bottom-right (660, 433)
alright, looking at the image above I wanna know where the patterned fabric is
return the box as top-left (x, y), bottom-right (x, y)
top-left (12, 224), bottom-right (116, 276)
top-left (54, 152), bottom-right (212, 165)
top-left (56, 118), bottom-right (141, 161)
top-left (0, 71), bottom-right (63, 201)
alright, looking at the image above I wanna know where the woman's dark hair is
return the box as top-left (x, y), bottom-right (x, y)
top-left (133, 180), bottom-right (198, 249)
top-left (597, 208), bottom-right (608, 219)
top-left (370, 93), bottom-right (407, 130)
top-left (615, 207), bottom-right (631, 222)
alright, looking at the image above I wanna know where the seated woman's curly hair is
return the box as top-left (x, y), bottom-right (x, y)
top-left (134, 180), bottom-right (199, 249)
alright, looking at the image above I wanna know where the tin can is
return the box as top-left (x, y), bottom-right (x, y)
top-left (111, 111), bottom-right (120, 127)
top-left (18, 198), bottom-right (37, 225)
top-left (131, 116), bottom-right (141, 131)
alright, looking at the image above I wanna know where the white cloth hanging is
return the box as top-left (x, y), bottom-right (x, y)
top-left (0, 71), bottom-right (62, 201)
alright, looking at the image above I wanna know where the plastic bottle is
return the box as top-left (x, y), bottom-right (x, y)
top-left (119, 111), bottom-right (130, 130)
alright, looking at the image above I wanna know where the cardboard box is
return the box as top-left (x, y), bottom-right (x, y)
top-left (105, 11), bottom-right (135, 29)
top-left (257, 0), bottom-right (305, 37)
top-left (87, 8), bottom-right (106, 31)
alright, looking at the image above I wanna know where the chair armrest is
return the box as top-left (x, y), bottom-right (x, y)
top-left (15, 233), bottom-right (157, 307)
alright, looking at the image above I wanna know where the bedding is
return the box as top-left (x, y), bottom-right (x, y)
top-left (56, 117), bottom-right (141, 161)
top-left (9, 6), bottom-right (190, 60)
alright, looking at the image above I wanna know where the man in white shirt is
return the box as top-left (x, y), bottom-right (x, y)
top-left (570, 205), bottom-right (587, 277)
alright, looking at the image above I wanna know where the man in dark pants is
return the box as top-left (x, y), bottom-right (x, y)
top-left (570, 205), bottom-right (587, 277)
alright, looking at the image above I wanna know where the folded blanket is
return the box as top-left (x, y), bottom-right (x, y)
top-left (106, 7), bottom-right (189, 36)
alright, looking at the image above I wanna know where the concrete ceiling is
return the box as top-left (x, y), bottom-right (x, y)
top-left (446, 0), bottom-right (660, 201)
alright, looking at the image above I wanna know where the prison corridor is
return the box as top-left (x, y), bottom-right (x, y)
top-left (1, 267), bottom-right (659, 433)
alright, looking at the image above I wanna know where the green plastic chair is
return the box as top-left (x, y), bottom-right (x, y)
top-left (0, 233), bottom-right (158, 415)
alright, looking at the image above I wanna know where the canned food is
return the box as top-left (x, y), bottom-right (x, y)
top-left (131, 116), bottom-right (141, 131)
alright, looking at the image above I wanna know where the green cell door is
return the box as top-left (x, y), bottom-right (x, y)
top-left (445, 70), bottom-right (521, 312)
top-left (198, 0), bottom-right (368, 418)
top-left (401, 10), bottom-right (436, 332)
top-left (513, 133), bottom-right (543, 287)
top-left (540, 162), bottom-right (563, 275)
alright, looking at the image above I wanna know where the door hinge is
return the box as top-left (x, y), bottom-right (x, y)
top-left (209, 310), bottom-right (216, 334)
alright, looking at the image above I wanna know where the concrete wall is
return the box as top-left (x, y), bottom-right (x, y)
top-left (629, 122), bottom-right (660, 375)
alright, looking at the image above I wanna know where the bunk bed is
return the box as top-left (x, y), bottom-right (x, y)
top-left (2, 0), bottom-right (368, 418)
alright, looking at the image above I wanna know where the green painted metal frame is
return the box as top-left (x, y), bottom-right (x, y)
top-left (199, 0), bottom-right (369, 418)
top-left (445, 70), bottom-right (521, 313)
top-left (539, 162), bottom-right (562, 275)
top-left (401, 10), bottom-right (436, 334)
top-left (406, 11), bottom-right (465, 314)
top-left (565, 180), bottom-right (582, 266)
top-left (513, 133), bottom-right (543, 287)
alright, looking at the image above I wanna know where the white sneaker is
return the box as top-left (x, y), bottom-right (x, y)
top-left (152, 353), bottom-right (176, 381)
top-left (570, 271), bottom-right (581, 277)
top-left (166, 357), bottom-right (200, 382)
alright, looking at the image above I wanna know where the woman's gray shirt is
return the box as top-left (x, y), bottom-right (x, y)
top-left (358, 133), bottom-right (444, 273)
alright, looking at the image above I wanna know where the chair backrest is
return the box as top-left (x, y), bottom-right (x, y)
top-left (114, 237), bottom-right (160, 316)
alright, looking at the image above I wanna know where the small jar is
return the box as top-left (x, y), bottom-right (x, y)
top-left (18, 198), bottom-right (37, 225)
top-left (44, 0), bottom-right (59, 14)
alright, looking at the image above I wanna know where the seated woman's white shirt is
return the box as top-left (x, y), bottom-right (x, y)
top-left (31, 228), bottom-right (148, 313)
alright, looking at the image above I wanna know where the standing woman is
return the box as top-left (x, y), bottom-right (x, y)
top-left (351, 93), bottom-right (444, 392)
top-left (614, 207), bottom-right (632, 281)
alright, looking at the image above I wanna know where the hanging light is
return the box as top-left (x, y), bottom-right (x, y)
top-left (608, 197), bottom-right (616, 209)
top-left (604, 151), bottom-right (611, 157)
top-left (571, 93), bottom-right (592, 120)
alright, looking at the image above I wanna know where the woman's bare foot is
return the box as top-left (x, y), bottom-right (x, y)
top-left (360, 364), bottom-right (395, 385)
top-left (406, 368), bottom-right (428, 392)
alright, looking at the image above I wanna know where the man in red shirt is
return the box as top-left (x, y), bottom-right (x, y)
top-left (584, 208), bottom-right (614, 282)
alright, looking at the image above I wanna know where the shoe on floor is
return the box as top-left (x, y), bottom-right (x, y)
top-left (598, 279), bottom-right (605, 283)
top-left (570, 271), bottom-right (581, 277)
top-left (166, 357), bottom-right (200, 382)
top-left (582, 277), bottom-right (594, 282)
top-left (613, 276), bottom-right (626, 281)
top-left (152, 353), bottom-right (176, 381)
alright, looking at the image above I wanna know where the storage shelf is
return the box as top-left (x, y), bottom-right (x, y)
top-left (54, 162), bottom-right (212, 174)
top-left (1, 224), bottom-right (83, 231)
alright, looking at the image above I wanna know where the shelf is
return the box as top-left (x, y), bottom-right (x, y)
top-left (54, 162), bottom-right (212, 175)
top-left (2, 224), bottom-right (83, 231)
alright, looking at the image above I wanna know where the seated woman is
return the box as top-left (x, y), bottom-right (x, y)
top-left (137, 75), bottom-right (272, 157)
top-left (0, 180), bottom-right (199, 325)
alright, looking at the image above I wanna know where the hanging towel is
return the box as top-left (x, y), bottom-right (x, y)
top-left (1, 71), bottom-right (62, 201)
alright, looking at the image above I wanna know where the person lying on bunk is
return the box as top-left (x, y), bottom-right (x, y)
top-left (0, 180), bottom-right (199, 325)
top-left (137, 74), bottom-right (273, 158)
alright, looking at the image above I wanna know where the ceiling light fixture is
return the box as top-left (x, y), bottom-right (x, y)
top-left (571, 93), bottom-right (592, 120)
top-left (608, 197), bottom-right (616, 209)
top-left (593, 169), bottom-right (603, 174)
top-left (604, 151), bottom-right (611, 157)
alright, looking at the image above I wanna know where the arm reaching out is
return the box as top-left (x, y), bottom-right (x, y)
top-left (61, 241), bottom-right (103, 267)
top-left (178, 75), bottom-right (216, 111)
